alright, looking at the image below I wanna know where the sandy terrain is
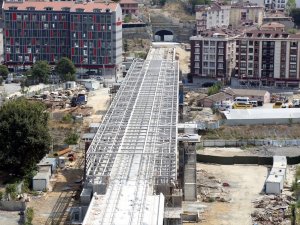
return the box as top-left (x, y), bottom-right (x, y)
top-left (196, 163), bottom-right (268, 225)
top-left (175, 45), bottom-right (190, 74)
top-left (85, 87), bottom-right (110, 123)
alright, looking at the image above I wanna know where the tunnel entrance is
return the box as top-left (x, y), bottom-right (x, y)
top-left (154, 30), bottom-right (174, 42)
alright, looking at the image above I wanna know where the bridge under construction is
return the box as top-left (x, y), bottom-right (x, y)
top-left (81, 46), bottom-right (180, 225)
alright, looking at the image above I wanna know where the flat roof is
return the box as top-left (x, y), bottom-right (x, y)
top-left (270, 168), bottom-right (285, 177)
top-left (223, 108), bottom-right (300, 120)
top-left (82, 133), bottom-right (96, 140)
top-left (266, 174), bottom-right (283, 183)
top-left (89, 123), bottom-right (100, 128)
top-left (273, 155), bottom-right (287, 169)
top-left (3, 1), bottom-right (118, 12)
top-left (33, 172), bottom-right (49, 180)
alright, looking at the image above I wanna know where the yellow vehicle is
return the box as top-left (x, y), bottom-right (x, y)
top-left (232, 103), bottom-right (253, 109)
top-left (273, 101), bottom-right (283, 108)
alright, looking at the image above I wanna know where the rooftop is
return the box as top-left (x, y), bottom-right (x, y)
top-left (3, 1), bottom-right (118, 12)
top-left (261, 22), bottom-right (285, 29)
top-left (266, 173), bottom-right (283, 183)
top-left (223, 108), bottom-right (300, 120)
top-left (227, 88), bottom-right (269, 97)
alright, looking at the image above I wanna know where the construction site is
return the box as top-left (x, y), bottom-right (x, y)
top-left (58, 45), bottom-right (200, 225)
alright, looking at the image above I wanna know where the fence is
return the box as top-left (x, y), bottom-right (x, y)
top-left (201, 139), bottom-right (300, 147)
top-left (0, 201), bottom-right (26, 211)
top-left (197, 154), bottom-right (300, 166)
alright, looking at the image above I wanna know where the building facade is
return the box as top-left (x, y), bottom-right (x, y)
top-left (119, 0), bottom-right (138, 16)
top-left (195, 2), bottom-right (263, 34)
top-left (235, 30), bottom-right (300, 87)
top-left (190, 28), bottom-right (239, 83)
top-left (3, 0), bottom-right (122, 75)
top-left (229, 3), bottom-right (264, 27)
top-left (195, 3), bottom-right (230, 34)
top-left (272, 0), bottom-right (287, 10)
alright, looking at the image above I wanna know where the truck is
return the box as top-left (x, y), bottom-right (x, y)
top-left (71, 93), bottom-right (88, 107)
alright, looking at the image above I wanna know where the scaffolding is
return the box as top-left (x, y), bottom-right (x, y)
top-left (83, 47), bottom-right (179, 225)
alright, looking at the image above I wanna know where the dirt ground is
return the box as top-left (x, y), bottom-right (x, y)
top-left (201, 124), bottom-right (300, 140)
top-left (175, 45), bottom-right (190, 74)
top-left (85, 87), bottom-right (110, 123)
top-left (28, 86), bottom-right (111, 224)
top-left (196, 163), bottom-right (268, 225)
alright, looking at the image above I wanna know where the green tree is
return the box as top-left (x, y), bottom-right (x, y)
top-left (0, 76), bottom-right (3, 85)
top-left (55, 57), bottom-right (76, 82)
top-left (64, 132), bottom-right (80, 145)
top-left (0, 98), bottom-right (51, 176)
top-left (208, 83), bottom-right (222, 96)
top-left (31, 61), bottom-right (50, 84)
top-left (0, 65), bottom-right (9, 79)
top-left (290, 8), bottom-right (300, 27)
top-left (5, 183), bottom-right (17, 200)
top-left (25, 207), bottom-right (34, 225)
top-left (287, 0), bottom-right (296, 15)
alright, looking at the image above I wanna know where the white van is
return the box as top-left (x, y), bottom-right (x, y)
top-left (234, 97), bottom-right (250, 104)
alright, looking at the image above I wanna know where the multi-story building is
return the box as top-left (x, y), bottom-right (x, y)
top-left (195, 2), bottom-right (230, 34)
top-left (190, 28), bottom-right (239, 83)
top-left (195, 2), bottom-right (263, 34)
top-left (119, 0), bottom-right (138, 16)
top-left (235, 28), bottom-right (300, 87)
top-left (272, 0), bottom-right (287, 10)
top-left (3, 0), bottom-right (122, 75)
top-left (229, 3), bottom-right (264, 27)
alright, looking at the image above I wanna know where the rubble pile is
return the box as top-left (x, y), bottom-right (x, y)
top-left (196, 169), bottom-right (231, 203)
top-left (251, 195), bottom-right (294, 225)
top-left (185, 91), bottom-right (207, 107)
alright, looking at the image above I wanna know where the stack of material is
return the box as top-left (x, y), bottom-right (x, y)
top-left (251, 195), bottom-right (294, 225)
top-left (196, 169), bottom-right (231, 203)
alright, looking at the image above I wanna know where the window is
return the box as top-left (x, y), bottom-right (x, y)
top-left (93, 8), bottom-right (101, 13)
top-left (195, 55), bottom-right (200, 60)
top-left (9, 7), bottom-right (18, 10)
top-left (17, 14), bottom-right (22, 21)
top-left (218, 63), bottom-right (223, 68)
top-left (195, 62), bottom-right (200, 68)
top-left (45, 7), bottom-right (53, 11)
top-left (290, 56), bottom-right (297, 62)
top-left (248, 70), bottom-right (253, 75)
top-left (27, 48), bottom-right (31, 54)
top-left (83, 50), bottom-right (87, 56)
top-left (76, 8), bottom-right (84, 12)
top-left (203, 48), bottom-right (208, 53)
top-left (240, 62), bottom-right (246, 68)
top-left (204, 41), bottom-right (209, 46)
top-left (27, 7), bottom-right (35, 11)
top-left (290, 64), bottom-right (297, 69)
top-left (62, 7), bottom-right (70, 12)
top-left (248, 63), bottom-right (253, 68)
top-left (249, 41), bottom-right (253, 46)
top-left (41, 15), bottom-right (46, 21)
top-left (248, 48), bottom-right (253, 53)
top-left (203, 62), bottom-right (208, 67)
top-left (248, 55), bottom-right (253, 60)
top-left (43, 23), bottom-right (49, 29)
top-left (6, 47), bottom-right (11, 53)
top-left (209, 62), bottom-right (215, 67)
top-left (16, 48), bottom-right (20, 53)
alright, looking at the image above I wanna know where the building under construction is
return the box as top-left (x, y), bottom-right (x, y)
top-left (72, 46), bottom-right (198, 225)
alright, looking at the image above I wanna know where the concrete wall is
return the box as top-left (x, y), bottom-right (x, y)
top-left (201, 139), bottom-right (300, 147)
top-left (123, 27), bottom-right (151, 39)
top-left (197, 154), bottom-right (300, 165)
top-left (0, 201), bottom-right (26, 211)
top-left (224, 117), bottom-right (300, 125)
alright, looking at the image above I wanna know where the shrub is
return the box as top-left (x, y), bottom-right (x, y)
top-left (25, 207), bottom-right (34, 225)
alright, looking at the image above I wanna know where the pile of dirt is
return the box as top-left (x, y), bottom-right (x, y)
top-left (197, 169), bottom-right (231, 203)
top-left (251, 195), bottom-right (294, 225)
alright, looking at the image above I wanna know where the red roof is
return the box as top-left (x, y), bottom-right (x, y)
top-left (3, 1), bottom-right (118, 12)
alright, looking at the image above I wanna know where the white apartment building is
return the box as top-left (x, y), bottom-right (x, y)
top-left (272, 0), bottom-right (287, 10)
top-left (196, 3), bottom-right (230, 34)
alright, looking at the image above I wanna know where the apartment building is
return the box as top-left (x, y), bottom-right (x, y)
top-left (3, 0), bottom-right (122, 75)
top-left (195, 3), bottom-right (230, 34)
top-left (272, 0), bottom-right (287, 10)
top-left (119, 0), bottom-right (138, 16)
top-left (229, 3), bottom-right (264, 27)
top-left (195, 2), bottom-right (263, 34)
top-left (235, 28), bottom-right (300, 87)
top-left (190, 28), bottom-right (239, 83)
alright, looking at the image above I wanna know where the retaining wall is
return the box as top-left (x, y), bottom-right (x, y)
top-left (201, 139), bottom-right (300, 147)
